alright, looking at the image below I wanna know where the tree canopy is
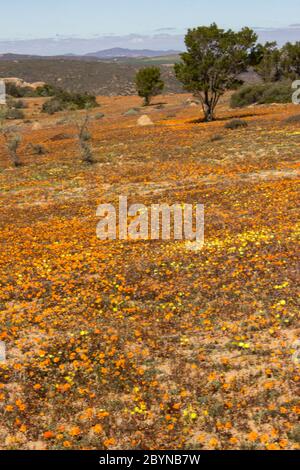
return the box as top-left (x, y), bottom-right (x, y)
top-left (135, 67), bottom-right (164, 106)
top-left (175, 23), bottom-right (257, 121)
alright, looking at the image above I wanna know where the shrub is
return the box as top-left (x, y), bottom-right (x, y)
top-left (7, 98), bottom-right (27, 109)
top-left (225, 119), bottom-right (248, 130)
top-left (231, 82), bottom-right (292, 108)
top-left (35, 84), bottom-right (56, 97)
top-left (5, 83), bottom-right (34, 98)
top-left (6, 108), bottom-right (25, 120)
top-left (210, 134), bottom-right (224, 142)
top-left (1, 128), bottom-right (22, 167)
top-left (42, 99), bottom-right (64, 115)
top-left (0, 106), bottom-right (7, 120)
top-left (75, 113), bottom-right (94, 164)
top-left (5, 82), bottom-right (24, 98)
top-left (283, 114), bottom-right (300, 124)
top-left (50, 133), bottom-right (72, 141)
top-left (0, 104), bottom-right (25, 120)
top-left (28, 143), bottom-right (47, 155)
top-left (260, 82), bottom-right (292, 104)
top-left (5, 82), bottom-right (55, 98)
top-left (42, 89), bottom-right (98, 114)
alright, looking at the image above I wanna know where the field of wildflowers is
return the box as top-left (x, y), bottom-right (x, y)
top-left (0, 94), bottom-right (299, 449)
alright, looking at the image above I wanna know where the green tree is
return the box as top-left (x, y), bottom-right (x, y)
top-left (251, 42), bottom-right (281, 82)
top-left (280, 42), bottom-right (300, 80)
top-left (135, 67), bottom-right (164, 106)
top-left (174, 23), bottom-right (257, 121)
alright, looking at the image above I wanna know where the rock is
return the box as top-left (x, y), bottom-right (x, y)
top-left (123, 108), bottom-right (139, 116)
top-left (184, 97), bottom-right (200, 106)
top-left (137, 115), bottom-right (154, 126)
top-left (95, 112), bottom-right (105, 119)
top-left (3, 77), bottom-right (46, 90)
top-left (32, 121), bottom-right (42, 131)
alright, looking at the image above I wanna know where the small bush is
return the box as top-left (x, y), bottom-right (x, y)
top-left (1, 97), bottom-right (26, 120)
top-left (260, 82), bottom-right (292, 104)
top-left (6, 82), bottom-right (55, 98)
top-left (6, 108), bottom-right (25, 120)
top-left (225, 119), bottom-right (248, 130)
top-left (5, 83), bottom-right (34, 98)
top-left (50, 133), bottom-right (72, 142)
top-left (28, 143), bottom-right (47, 156)
top-left (7, 98), bottom-right (27, 109)
top-left (75, 113), bottom-right (95, 164)
top-left (35, 84), bottom-right (56, 97)
top-left (0, 106), bottom-right (7, 120)
top-left (231, 82), bottom-right (292, 108)
top-left (210, 134), bottom-right (224, 142)
top-left (1, 128), bottom-right (22, 167)
top-left (42, 99), bottom-right (64, 115)
top-left (42, 89), bottom-right (98, 114)
top-left (283, 114), bottom-right (300, 124)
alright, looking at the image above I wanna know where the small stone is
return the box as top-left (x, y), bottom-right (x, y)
top-left (123, 108), bottom-right (139, 116)
top-left (32, 121), bottom-right (42, 131)
top-left (137, 115), bottom-right (154, 126)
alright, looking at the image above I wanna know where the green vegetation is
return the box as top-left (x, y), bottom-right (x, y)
top-left (42, 89), bottom-right (98, 114)
top-left (7, 98), bottom-right (27, 109)
top-left (174, 23), bottom-right (257, 121)
top-left (250, 42), bottom-right (281, 82)
top-left (135, 67), bottom-right (164, 106)
top-left (5, 82), bottom-right (55, 98)
top-left (280, 42), bottom-right (300, 80)
top-left (0, 102), bottom-right (25, 120)
top-left (225, 119), bottom-right (248, 130)
top-left (250, 40), bottom-right (300, 83)
top-left (35, 84), bottom-right (57, 97)
top-left (231, 82), bottom-right (292, 108)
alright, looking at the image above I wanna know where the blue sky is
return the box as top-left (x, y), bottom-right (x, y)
top-left (1, 0), bottom-right (300, 39)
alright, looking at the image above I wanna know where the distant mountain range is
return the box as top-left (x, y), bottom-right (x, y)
top-left (0, 27), bottom-right (299, 57)
top-left (85, 48), bottom-right (181, 58)
top-left (0, 48), bottom-right (181, 62)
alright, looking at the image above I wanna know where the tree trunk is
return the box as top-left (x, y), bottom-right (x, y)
top-left (203, 103), bottom-right (215, 122)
